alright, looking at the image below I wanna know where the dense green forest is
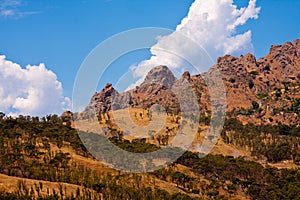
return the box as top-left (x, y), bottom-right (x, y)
top-left (0, 115), bottom-right (299, 199)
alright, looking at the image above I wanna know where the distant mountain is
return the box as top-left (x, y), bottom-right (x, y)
top-left (140, 65), bottom-right (176, 89)
top-left (82, 39), bottom-right (300, 125)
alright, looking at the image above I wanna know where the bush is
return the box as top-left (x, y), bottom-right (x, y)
top-left (229, 78), bottom-right (236, 83)
top-left (265, 143), bottom-right (291, 162)
top-left (252, 101), bottom-right (259, 110)
top-left (257, 93), bottom-right (268, 99)
top-left (264, 65), bottom-right (270, 71)
top-left (249, 71), bottom-right (259, 76)
top-left (248, 81), bottom-right (254, 89)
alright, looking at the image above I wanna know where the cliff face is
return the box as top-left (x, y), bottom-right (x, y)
top-left (140, 65), bottom-right (176, 89)
top-left (207, 39), bottom-right (300, 125)
top-left (209, 40), bottom-right (300, 110)
top-left (81, 39), bottom-right (300, 125)
top-left (82, 83), bottom-right (131, 118)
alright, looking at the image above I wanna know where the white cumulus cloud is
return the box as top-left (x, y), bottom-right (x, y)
top-left (127, 0), bottom-right (260, 89)
top-left (0, 55), bottom-right (71, 116)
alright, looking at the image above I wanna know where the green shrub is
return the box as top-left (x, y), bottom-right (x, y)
top-left (257, 93), bottom-right (268, 99)
top-left (264, 65), bottom-right (270, 71)
top-left (248, 81), bottom-right (255, 89)
top-left (229, 78), bottom-right (236, 83)
top-left (249, 71), bottom-right (259, 76)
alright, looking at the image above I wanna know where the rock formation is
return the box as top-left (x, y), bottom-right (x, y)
top-left (79, 39), bottom-right (300, 125)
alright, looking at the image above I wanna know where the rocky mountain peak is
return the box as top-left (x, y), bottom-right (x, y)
top-left (101, 83), bottom-right (116, 96)
top-left (181, 71), bottom-right (191, 81)
top-left (268, 40), bottom-right (300, 59)
top-left (294, 39), bottom-right (300, 48)
top-left (216, 53), bottom-right (257, 69)
top-left (217, 55), bottom-right (239, 66)
top-left (141, 65), bottom-right (176, 88)
top-left (78, 39), bottom-right (300, 126)
top-left (81, 83), bottom-right (131, 117)
top-left (241, 53), bottom-right (256, 63)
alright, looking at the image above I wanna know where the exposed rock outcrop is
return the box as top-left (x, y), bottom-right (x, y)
top-left (78, 39), bottom-right (300, 125)
top-left (82, 83), bottom-right (132, 118)
top-left (140, 65), bottom-right (176, 89)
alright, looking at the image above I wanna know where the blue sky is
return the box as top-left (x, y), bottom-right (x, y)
top-left (0, 0), bottom-right (300, 116)
top-left (0, 0), bottom-right (193, 97)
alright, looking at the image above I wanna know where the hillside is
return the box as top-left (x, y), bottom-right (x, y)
top-left (1, 40), bottom-right (300, 199)
top-left (77, 39), bottom-right (300, 163)
top-left (0, 116), bottom-right (300, 199)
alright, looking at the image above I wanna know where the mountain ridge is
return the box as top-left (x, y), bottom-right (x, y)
top-left (81, 39), bottom-right (300, 126)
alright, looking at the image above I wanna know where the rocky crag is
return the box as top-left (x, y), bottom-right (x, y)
top-left (82, 39), bottom-right (300, 125)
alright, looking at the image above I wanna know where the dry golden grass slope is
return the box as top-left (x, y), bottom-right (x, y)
top-left (0, 173), bottom-right (82, 197)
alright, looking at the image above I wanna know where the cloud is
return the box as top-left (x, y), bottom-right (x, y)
top-left (0, 55), bottom-right (71, 117)
top-left (0, 0), bottom-right (21, 8)
top-left (0, 0), bottom-right (39, 18)
top-left (1, 9), bottom-right (14, 16)
top-left (127, 0), bottom-right (260, 90)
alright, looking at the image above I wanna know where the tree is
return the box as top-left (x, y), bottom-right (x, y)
top-left (252, 101), bottom-right (259, 110)
top-left (229, 78), bottom-right (236, 83)
top-left (0, 112), bottom-right (5, 119)
top-left (248, 81), bottom-right (255, 89)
